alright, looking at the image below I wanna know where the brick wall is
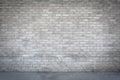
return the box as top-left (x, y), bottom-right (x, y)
top-left (0, 0), bottom-right (120, 71)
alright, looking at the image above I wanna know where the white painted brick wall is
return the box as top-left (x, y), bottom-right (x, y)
top-left (0, 0), bottom-right (120, 71)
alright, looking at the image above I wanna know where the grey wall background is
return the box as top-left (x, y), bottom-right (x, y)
top-left (0, 0), bottom-right (120, 72)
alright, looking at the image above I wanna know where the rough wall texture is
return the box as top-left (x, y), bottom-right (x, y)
top-left (0, 0), bottom-right (120, 72)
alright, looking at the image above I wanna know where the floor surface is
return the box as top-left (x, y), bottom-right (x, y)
top-left (0, 72), bottom-right (120, 80)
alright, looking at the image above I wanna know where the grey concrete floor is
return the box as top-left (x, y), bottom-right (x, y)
top-left (0, 72), bottom-right (120, 80)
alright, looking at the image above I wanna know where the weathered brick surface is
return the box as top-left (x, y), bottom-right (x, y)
top-left (0, 0), bottom-right (120, 71)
